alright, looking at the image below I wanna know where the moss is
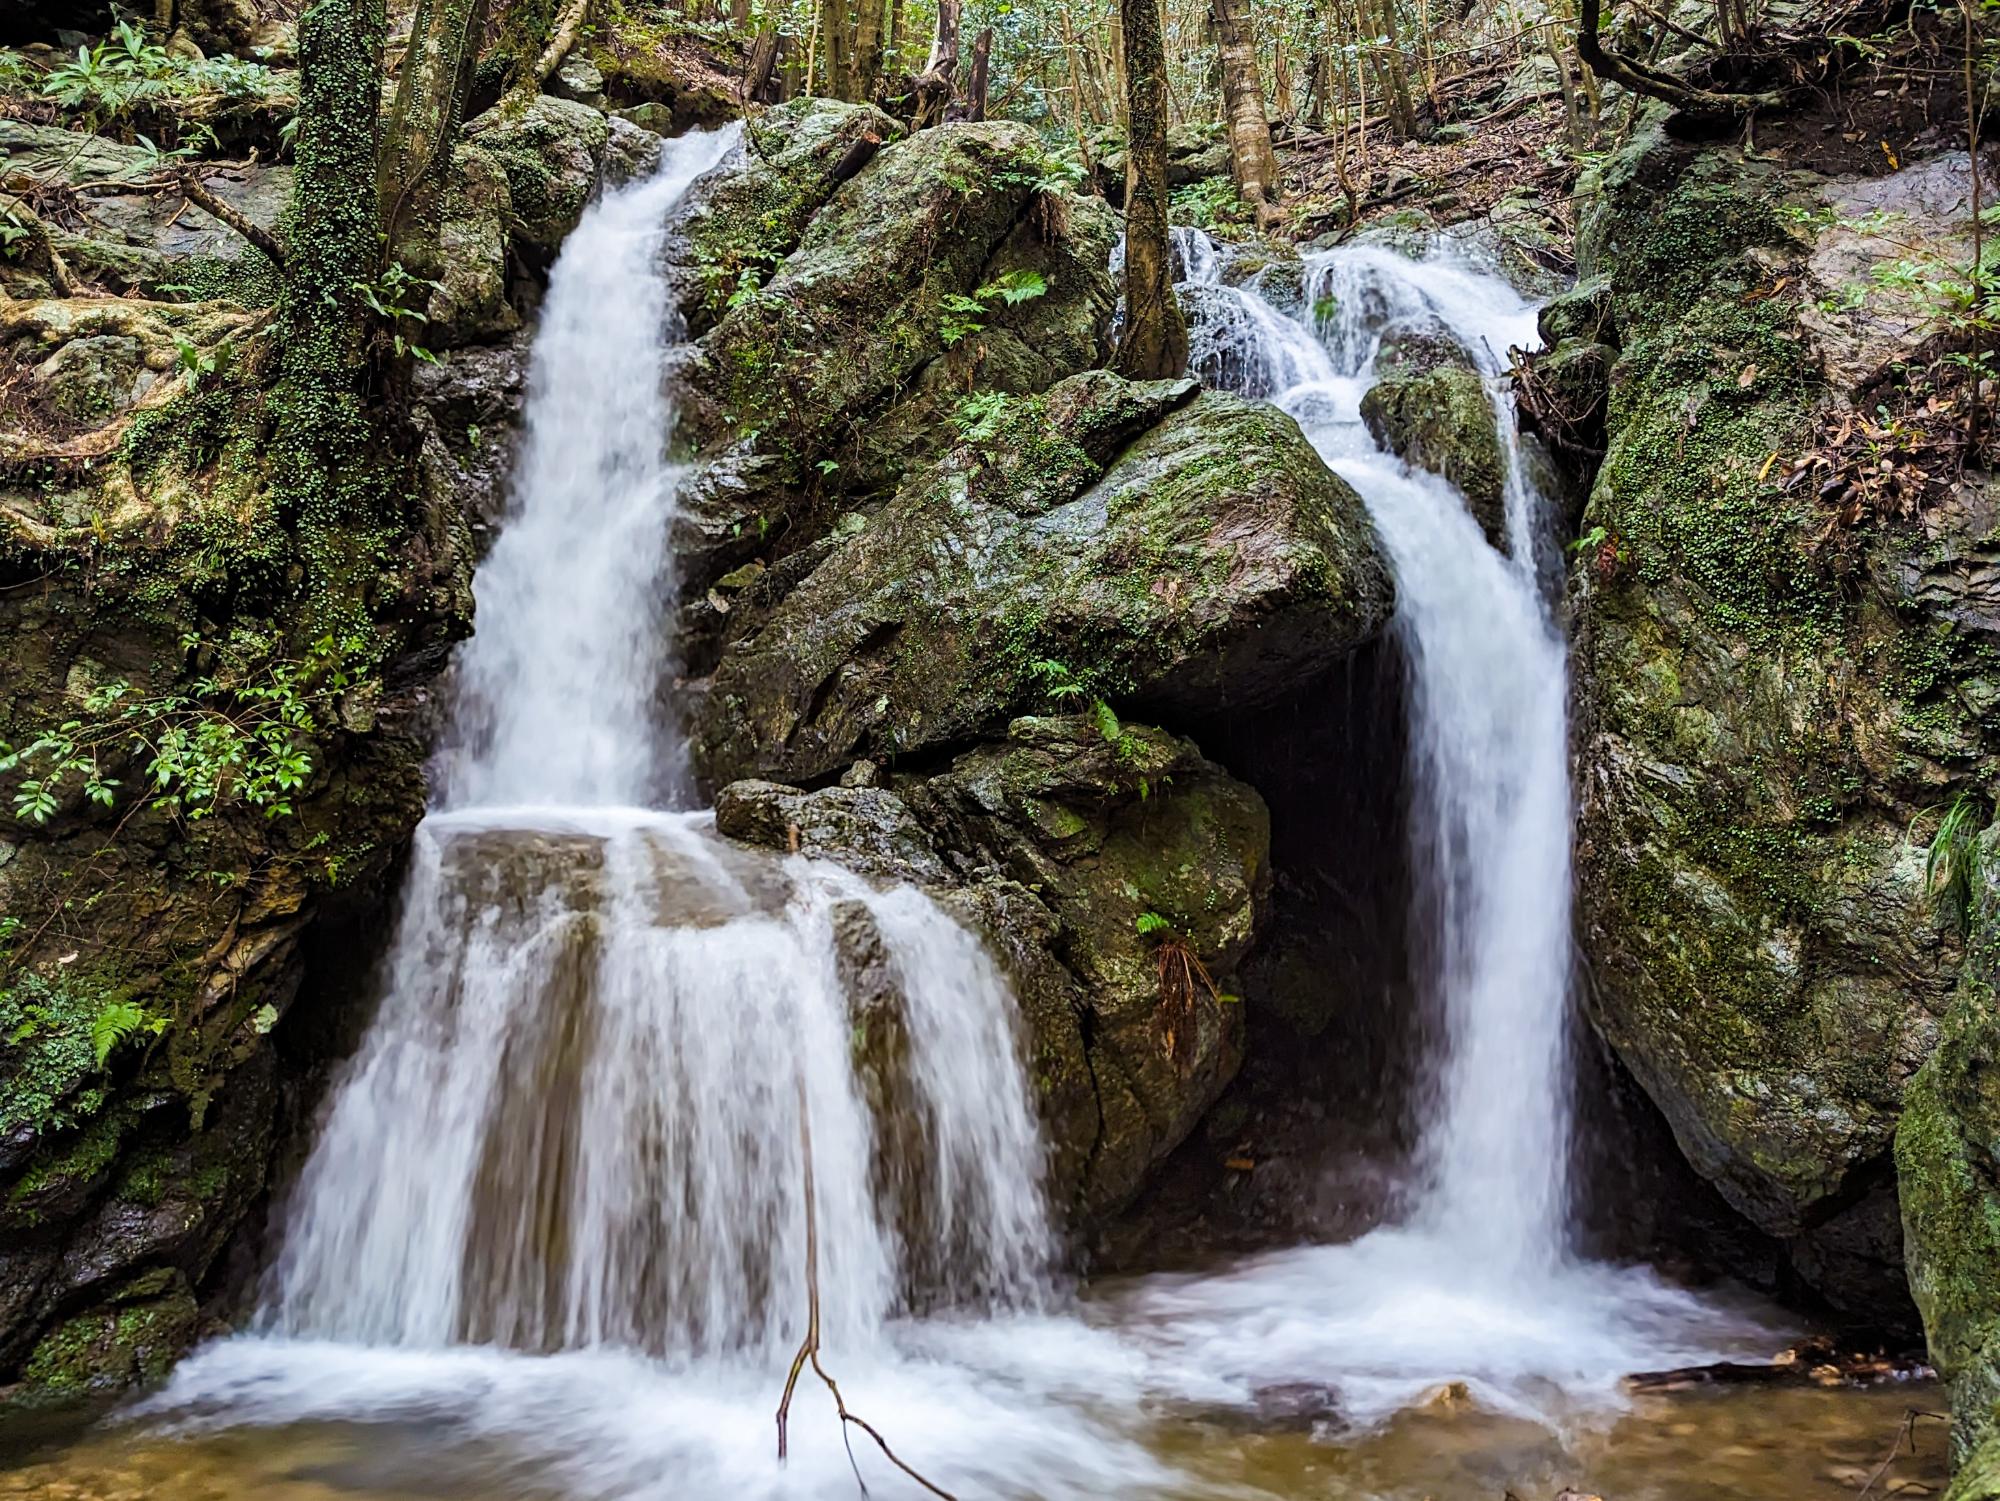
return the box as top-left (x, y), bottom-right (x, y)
top-left (18, 1275), bottom-right (199, 1400)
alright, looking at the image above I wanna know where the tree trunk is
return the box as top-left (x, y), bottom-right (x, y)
top-left (1115, 0), bottom-right (1188, 381)
top-left (910, 0), bottom-right (959, 124)
top-left (498, 0), bottom-right (589, 113)
top-left (378, 0), bottom-right (489, 267)
top-left (966, 26), bottom-right (993, 120)
top-left (1210, 0), bottom-right (1281, 219)
top-left (819, 0), bottom-right (852, 98)
top-left (744, 26), bottom-right (781, 101)
top-left (852, 0), bottom-right (889, 99)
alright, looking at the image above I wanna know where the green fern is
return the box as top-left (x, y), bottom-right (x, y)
top-left (89, 1000), bottom-right (164, 1067)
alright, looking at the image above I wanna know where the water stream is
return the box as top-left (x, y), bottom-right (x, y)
top-left (0, 166), bottom-right (1925, 1500)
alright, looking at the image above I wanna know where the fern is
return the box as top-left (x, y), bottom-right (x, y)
top-left (89, 1000), bottom-right (164, 1067)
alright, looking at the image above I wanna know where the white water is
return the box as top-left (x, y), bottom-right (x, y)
top-left (133, 198), bottom-right (1773, 1495)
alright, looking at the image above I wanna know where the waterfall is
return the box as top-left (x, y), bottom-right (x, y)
top-left (254, 127), bottom-right (1053, 1359)
top-left (1181, 230), bottom-right (1570, 1271)
top-left (136, 200), bottom-right (1768, 1495)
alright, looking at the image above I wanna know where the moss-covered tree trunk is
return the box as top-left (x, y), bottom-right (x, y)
top-left (851, 0), bottom-right (889, 100)
top-left (1210, 0), bottom-right (1280, 221)
top-left (274, 0), bottom-right (392, 631)
top-left (1115, 0), bottom-right (1187, 380)
top-left (379, 0), bottom-right (491, 269)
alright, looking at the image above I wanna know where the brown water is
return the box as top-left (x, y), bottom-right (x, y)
top-left (0, 1377), bottom-right (1947, 1500)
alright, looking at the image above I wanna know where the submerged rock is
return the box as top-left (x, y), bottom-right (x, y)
top-left (693, 370), bottom-right (1393, 786)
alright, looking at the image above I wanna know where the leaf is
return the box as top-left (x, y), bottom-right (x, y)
top-left (1737, 363), bottom-right (1759, 388)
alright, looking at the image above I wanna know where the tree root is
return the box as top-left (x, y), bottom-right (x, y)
top-left (774, 1075), bottom-right (959, 1500)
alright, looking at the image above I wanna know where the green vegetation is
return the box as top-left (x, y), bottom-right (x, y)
top-left (1926, 790), bottom-right (1989, 934)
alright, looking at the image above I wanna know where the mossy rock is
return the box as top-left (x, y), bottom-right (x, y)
top-left (1359, 362), bottom-right (1506, 550)
top-left (691, 372), bottom-right (1394, 787)
top-left (1899, 826), bottom-right (2000, 1471)
top-left (18, 1269), bottom-right (198, 1401)
top-left (465, 94), bottom-right (611, 260)
top-left (716, 711), bottom-right (1271, 1222)
top-left (1572, 117), bottom-right (1993, 1314)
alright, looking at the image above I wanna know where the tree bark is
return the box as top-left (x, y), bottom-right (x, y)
top-left (966, 26), bottom-right (993, 120)
top-left (744, 25), bottom-right (781, 102)
top-left (819, 0), bottom-right (852, 98)
top-left (852, 0), bottom-right (890, 100)
top-left (1115, 0), bottom-right (1188, 381)
top-left (498, 0), bottom-right (589, 114)
top-left (1210, 0), bottom-right (1281, 220)
top-left (378, 0), bottom-right (489, 265)
top-left (910, 0), bottom-right (959, 125)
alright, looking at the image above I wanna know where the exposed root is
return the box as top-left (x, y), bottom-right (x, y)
top-left (775, 1075), bottom-right (959, 1500)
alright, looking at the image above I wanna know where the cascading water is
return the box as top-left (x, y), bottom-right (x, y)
top-left (127, 192), bottom-right (1774, 1497)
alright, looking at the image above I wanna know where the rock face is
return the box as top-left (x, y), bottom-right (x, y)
top-left (667, 107), bottom-right (1121, 667)
top-left (716, 714), bottom-right (1273, 1219)
top-left (693, 371), bottom-right (1394, 785)
top-left (1898, 825), bottom-right (2000, 1486)
top-left (1569, 121), bottom-right (1997, 1315)
top-left (0, 83), bottom-right (626, 1399)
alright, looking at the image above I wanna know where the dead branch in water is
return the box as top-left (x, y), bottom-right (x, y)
top-left (774, 1075), bottom-right (958, 1500)
top-left (1854, 1408), bottom-right (1950, 1499)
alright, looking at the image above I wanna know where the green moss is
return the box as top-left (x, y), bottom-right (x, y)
top-left (18, 1276), bottom-right (198, 1400)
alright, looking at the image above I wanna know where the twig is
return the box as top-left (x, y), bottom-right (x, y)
top-left (1855, 1408), bottom-right (1950, 1499)
top-left (774, 1075), bottom-right (958, 1500)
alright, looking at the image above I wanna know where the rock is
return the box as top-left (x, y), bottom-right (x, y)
top-left (692, 372), bottom-right (1394, 787)
top-left (1360, 361), bottom-right (1507, 550)
top-left (687, 118), bottom-right (1115, 475)
top-left (33, 336), bottom-right (147, 427)
top-left (422, 142), bottom-right (518, 348)
top-left (1539, 274), bottom-right (1616, 348)
top-left (549, 55), bottom-right (607, 108)
top-left (466, 94), bottom-right (611, 262)
top-left (19, 1269), bottom-right (199, 1400)
top-left (718, 713), bottom-right (1272, 1220)
top-left (1571, 118), bottom-right (1985, 1315)
top-left (1898, 825), bottom-right (2000, 1472)
top-left (602, 114), bottom-right (663, 185)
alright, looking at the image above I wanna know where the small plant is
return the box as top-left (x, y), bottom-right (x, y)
top-left (953, 390), bottom-right (1012, 444)
top-left (1133, 909), bottom-right (1237, 1070)
top-left (0, 633), bottom-right (370, 827)
top-left (1169, 177), bottom-right (1249, 231)
top-left (88, 1000), bottom-right (166, 1066)
top-left (354, 262), bottom-right (444, 363)
top-left (937, 269), bottom-right (1049, 348)
top-left (173, 335), bottom-right (218, 382)
top-left (1925, 788), bottom-right (1988, 933)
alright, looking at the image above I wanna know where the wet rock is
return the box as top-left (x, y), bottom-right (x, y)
top-left (423, 142), bottom-right (518, 348)
top-left (694, 372), bottom-right (1393, 786)
top-left (1571, 120), bottom-right (1982, 1316)
top-left (1898, 826), bottom-right (2000, 1473)
top-left (466, 95), bottom-right (611, 262)
top-left (1361, 360), bottom-right (1507, 550)
top-left (18, 1269), bottom-right (198, 1400)
top-left (718, 714), bottom-right (1272, 1220)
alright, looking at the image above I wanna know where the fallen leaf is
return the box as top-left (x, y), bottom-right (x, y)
top-left (1881, 140), bottom-right (1900, 169)
top-left (1224, 1156), bottom-right (1256, 1171)
top-left (1737, 363), bottom-right (1759, 388)
top-left (1758, 450), bottom-right (1780, 481)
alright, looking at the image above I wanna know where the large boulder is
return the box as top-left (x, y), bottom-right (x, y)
top-left (691, 371), bottom-right (1394, 787)
top-left (1899, 824), bottom-right (2000, 1481)
top-left (1571, 122), bottom-right (1997, 1316)
top-left (465, 94), bottom-right (611, 263)
top-left (667, 115), bottom-right (1118, 656)
top-left (1360, 352), bottom-right (1507, 550)
top-left (716, 712), bottom-right (1271, 1220)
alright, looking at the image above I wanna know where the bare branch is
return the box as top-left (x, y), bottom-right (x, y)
top-left (177, 170), bottom-right (287, 268)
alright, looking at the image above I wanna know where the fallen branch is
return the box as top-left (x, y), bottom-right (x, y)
top-left (775, 1075), bottom-right (957, 1500)
top-left (1855, 1408), bottom-right (1950, 1500)
top-left (1576, 0), bottom-right (1789, 113)
top-left (177, 170), bottom-right (287, 268)
top-left (499, 0), bottom-right (590, 114)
